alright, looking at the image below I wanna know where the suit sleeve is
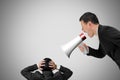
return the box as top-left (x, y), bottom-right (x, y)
top-left (51, 65), bottom-right (73, 80)
top-left (21, 64), bottom-right (41, 80)
top-left (87, 44), bottom-right (106, 58)
top-left (59, 65), bottom-right (73, 79)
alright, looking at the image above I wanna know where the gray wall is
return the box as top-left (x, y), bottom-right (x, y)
top-left (0, 0), bottom-right (120, 80)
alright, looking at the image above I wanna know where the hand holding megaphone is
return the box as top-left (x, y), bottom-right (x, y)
top-left (78, 43), bottom-right (89, 55)
top-left (61, 33), bottom-right (86, 58)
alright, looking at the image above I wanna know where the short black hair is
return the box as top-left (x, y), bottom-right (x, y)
top-left (41, 58), bottom-right (52, 71)
top-left (79, 12), bottom-right (99, 24)
top-left (44, 58), bottom-right (52, 61)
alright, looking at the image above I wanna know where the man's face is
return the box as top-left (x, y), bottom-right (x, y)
top-left (80, 21), bottom-right (94, 38)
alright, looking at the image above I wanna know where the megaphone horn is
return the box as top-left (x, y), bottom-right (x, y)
top-left (61, 33), bottom-right (86, 58)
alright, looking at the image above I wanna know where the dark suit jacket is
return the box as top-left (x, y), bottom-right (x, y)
top-left (21, 64), bottom-right (73, 80)
top-left (87, 25), bottom-right (120, 69)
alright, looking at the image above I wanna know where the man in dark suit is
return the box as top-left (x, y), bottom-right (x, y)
top-left (21, 58), bottom-right (73, 80)
top-left (78, 12), bottom-right (120, 69)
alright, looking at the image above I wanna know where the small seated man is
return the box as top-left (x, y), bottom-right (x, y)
top-left (21, 58), bottom-right (73, 80)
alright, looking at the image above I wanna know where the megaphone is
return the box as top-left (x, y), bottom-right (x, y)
top-left (61, 33), bottom-right (86, 58)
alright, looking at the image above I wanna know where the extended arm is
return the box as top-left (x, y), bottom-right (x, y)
top-left (87, 44), bottom-right (106, 58)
